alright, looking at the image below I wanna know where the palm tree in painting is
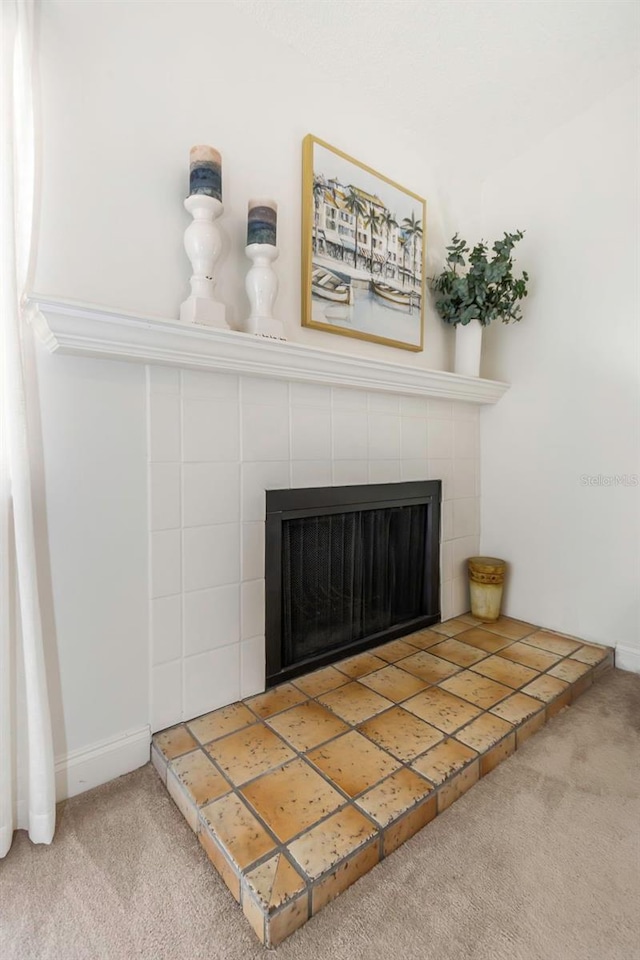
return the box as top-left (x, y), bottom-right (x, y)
top-left (412, 221), bottom-right (423, 289)
top-left (325, 178), bottom-right (344, 260)
top-left (402, 212), bottom-right (423, 289)
top-left (363, 205), bottom-right (381, 276)
top-left (398, 235), bottom-right (408, 288)
top-left (312, 175), bottom-right (325, 253)
top-left (344, 187), bottom-right (366, 269)
top-left (379, 209), bottom-right (398, 279)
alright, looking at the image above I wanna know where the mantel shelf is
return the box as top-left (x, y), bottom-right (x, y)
top-left (29, 297), bottom-right (510, 404)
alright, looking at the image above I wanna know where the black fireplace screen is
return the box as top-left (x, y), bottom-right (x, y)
top-left (265, 481), bottom-right (440, 687)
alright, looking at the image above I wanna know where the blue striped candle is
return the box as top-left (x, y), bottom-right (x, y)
top-left (247, 198), bottom-right (277, 246)
top-left (189, 145), bottom-right (222, 201)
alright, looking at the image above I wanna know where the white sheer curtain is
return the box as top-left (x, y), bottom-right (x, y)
top-left (0, 0), bottom-right (55, 857)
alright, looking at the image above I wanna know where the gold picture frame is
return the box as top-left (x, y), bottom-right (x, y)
top-left (302, 134), bottom-right (426, 352)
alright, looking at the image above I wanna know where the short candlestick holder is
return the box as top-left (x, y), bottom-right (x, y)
top-left (180, 194), bottom-right (229, 328)
top-left (244, 243), bottom-right (286, 340)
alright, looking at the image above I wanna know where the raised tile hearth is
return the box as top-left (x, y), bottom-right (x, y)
top-left (151, 614), bottom-right (613, 947)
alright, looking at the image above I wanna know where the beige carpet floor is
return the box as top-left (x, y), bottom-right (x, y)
top-left (2, 668), bottom-right (639, 960)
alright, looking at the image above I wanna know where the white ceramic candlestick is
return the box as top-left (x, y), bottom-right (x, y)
top-left (180, 194), bottom-right (229, 328)
top-left (245, 243), bottom-right (286, 340)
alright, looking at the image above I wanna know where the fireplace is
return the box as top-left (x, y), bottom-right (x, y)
top-left (265, 480), bottom-right (441, 687)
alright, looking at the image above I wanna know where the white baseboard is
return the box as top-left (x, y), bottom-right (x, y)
top-left (615, 643), bottom-right (640, 674)
top-left (55, 725), bottom-right (151, 801)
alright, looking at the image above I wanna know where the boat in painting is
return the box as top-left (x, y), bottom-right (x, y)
top-left (371, 280), bottom-right (421, 310)
top-left (312, 266), bottom-right (351, 303)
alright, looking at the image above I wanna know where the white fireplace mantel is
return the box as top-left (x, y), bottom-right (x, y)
top-left (30, 297), bottom-right (510, 403)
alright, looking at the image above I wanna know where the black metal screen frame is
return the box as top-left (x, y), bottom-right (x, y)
top-left (265, 480), bottom-right (441, 688)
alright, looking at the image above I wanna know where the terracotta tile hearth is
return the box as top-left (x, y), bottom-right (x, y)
top-left (151, 616), bottom-right (613, 947)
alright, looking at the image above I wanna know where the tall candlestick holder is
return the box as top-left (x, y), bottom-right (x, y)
top-left (244, 243), bottom-right (286, 340)
top-left (180, 194), bottom-right (229, 328)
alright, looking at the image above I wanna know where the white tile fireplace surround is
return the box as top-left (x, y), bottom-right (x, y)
top-left (32, 299), bottom-right (509, 739)
top-left (148, 369), bottom-right (483, 732)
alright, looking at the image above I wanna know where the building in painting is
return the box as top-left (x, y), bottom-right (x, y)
top-left (312, 176), bottom-right (422, 291)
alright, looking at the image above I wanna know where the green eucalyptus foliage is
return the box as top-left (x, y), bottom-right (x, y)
top-left (430, 230), bottom-right (529, 326)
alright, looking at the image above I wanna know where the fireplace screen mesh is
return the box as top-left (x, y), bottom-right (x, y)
top-left (281, 504), bottom-right (427, 666)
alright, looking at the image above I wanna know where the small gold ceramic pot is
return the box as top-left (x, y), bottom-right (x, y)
top-left (468, 557), bottom-right (507, 622)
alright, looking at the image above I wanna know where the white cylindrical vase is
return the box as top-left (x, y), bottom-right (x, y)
top-left (454, 319), bottom-right (483, 377)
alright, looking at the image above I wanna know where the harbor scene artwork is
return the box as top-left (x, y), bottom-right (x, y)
top-left (302, 135), bottom-right (425, 351)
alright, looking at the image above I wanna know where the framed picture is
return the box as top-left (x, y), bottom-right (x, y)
top-left (302, 134), bottom-right (426, 352)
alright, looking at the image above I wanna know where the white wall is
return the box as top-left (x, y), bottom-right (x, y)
top-left (33, 1), bottom-right (481, 794)
top-left (480, 77), bottom-right (640, 670)
top-left (34, 349), bottom-right (149, 795)
top-left (34, 0), bottom-right (481, 369)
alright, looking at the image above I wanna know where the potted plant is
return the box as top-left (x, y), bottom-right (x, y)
top-left (430, 230), bottom-right (529, 376)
